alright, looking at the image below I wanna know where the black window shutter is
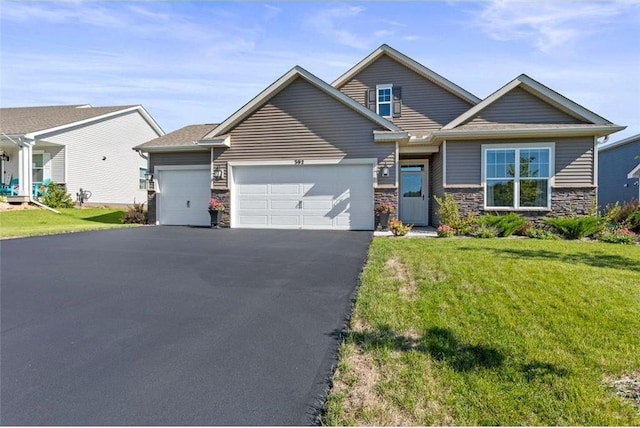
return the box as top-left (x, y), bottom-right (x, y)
top-left (392, 86), bottom-right (402, 117)
top-left (365, 89), bottom-right (376, 111)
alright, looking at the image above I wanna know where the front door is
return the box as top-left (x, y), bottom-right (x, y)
top-left (400, 162), bottom-right (428, 226)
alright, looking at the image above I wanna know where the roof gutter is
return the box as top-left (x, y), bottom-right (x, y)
top-left (430, 125), bottom-right (627, 143)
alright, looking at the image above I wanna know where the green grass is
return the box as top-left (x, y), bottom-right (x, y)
top-left (0, 207), bottom-right (138, 238)
top-left (325, 238), bottom-right (640, 426)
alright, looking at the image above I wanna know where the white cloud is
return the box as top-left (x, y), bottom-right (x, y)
top-left (309, 6), bottom-right (370, 49)
top-left (475, 1), bottom-right (625, 52)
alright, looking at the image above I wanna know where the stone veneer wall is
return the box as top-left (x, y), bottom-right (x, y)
top-left (442, 187), bottom-right (597, 226)
top-left (211, 189), bottom-right (231, 227)
top-left (374, 188), bottom-right (398, 211)
top-left (147, 191), bottom-right (157, 224)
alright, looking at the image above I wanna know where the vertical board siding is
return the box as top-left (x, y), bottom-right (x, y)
top-left (446, 137), bottom-right (594, 187)
top-left (338, 54), bottom-right (474, 135)
top-left (42, 111), bottom-right (160, 204)
top-left (467, 87), bottom-right (586, 125)
top-left (213, 76), bottom-right (396, 189)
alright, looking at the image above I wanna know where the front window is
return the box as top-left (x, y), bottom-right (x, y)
top-left (377, 84), bottom-right (392, 117)
top-left (484, 145), bottom-right (552, 209)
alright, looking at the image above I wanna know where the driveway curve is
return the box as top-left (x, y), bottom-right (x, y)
top-left (0, 227), bottom-right (371, 425)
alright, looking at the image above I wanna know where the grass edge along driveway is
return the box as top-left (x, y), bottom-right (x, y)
top-left (324, 238), bottom-right (640, 426)
top-left (0, 208), bottom-right (136, 238)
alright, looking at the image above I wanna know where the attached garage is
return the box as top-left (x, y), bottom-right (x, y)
top-left (156, 166), bottom-right (211, 226)
top-left (231, 161), bottom-right (375, 230)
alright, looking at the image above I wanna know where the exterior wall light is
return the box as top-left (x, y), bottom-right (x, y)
top-left (213, 167), bottom-right (223, 181)
top-left (144, 172), bottom-right (154, 181)
top-left (381, 166), bottom-right (390, 177)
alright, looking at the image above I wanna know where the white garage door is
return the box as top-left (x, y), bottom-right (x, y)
top-left (233, 163), bottom-right (374, 230)
top-left (158, 168), bottom-right (211, 226)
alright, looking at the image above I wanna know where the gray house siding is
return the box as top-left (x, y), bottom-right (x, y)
top-left (598, 137), bottom-right (640, 207)
top-left (337, 54), bottom-right (474, 135)
top-left (149, 151), bottom-right (210, 171)
top-left (445, 137), bottom-right (594, 187)
top-left (465, 87), bottom-right (586, 126)
top-left (213, 76), bottom-right (396, 190)
top-left (430, 151), bottom-right (444, 225)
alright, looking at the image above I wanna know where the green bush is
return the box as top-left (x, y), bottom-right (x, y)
top-left (526, 228), bottom-right (559, 240)
top-left (481, 213), bottom-right (528, 237)
top-left (597, 227), bottom-right (637, 244)
top-left (544, 216), bottom-right (600, 239)
top-left (602, 200), bottom-right (640, 233)
top-left (122, 201), bottom-right (147, 224)
top-left (473, 224), bottom-right (497, 239)
top-left (42, 182), bottom-right (74, 208)
top-left (434, 194), bottom-right (478, 235)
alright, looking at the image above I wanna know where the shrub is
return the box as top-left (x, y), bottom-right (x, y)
top-left (0, 195), bottom-right (7, 203)
top-left (42, 182), bottom-right (74, 208)
top-left (544, 216), bottom-right (600, 240)
top-left (526, 228), bottom-right (559, 240)
top-left (434, 194), bottom-right (460, 229)
top-left (436, 224), bottom-right (455, 238)
top-left (389, 218), bottom-right (412, 236)
top-left (122, 201), bottom-right (147, 224)
top-left (597, 227), bottom-right (637, 244)
top-left (473, 224), bottom-right (496, 239)
top-left (481, 213), bottom-right (527, 237)
top-left (434, 194), bottom-right (478, 235)
top-left (602, 200), bottom-right (640, 233)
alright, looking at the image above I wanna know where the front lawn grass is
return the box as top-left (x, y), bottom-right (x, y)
top-left (0, 207), bottom-right (138, 238)
top-left (325, 238), bottom-right (640, 426)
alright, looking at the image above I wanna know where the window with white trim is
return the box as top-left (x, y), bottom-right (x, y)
top-left (376, 84), bottom-right (392, 117)
top-left (484, 145), bottom-right (552, 209)
top-left (139, 168), bottom-right (147, 190)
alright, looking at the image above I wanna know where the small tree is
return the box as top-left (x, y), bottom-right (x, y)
top-left (42, 182), bottom-right (74, 208)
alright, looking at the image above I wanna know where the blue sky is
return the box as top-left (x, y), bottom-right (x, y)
top-left (1, 1), bottom-right (639, 141)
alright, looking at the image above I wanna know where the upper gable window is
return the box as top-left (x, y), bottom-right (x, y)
top-left (366, 85), bottom-right (402, 118)
top-left (377, 84), bottom-right (393, 117)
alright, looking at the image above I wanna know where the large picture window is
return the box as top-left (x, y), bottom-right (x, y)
top-left (484, 145), bottom-right (552, 209)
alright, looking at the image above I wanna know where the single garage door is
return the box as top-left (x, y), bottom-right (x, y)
top-left (158, 167), bottom-right (211, 226)
top-left (233, 163), bottom-right (374, 230)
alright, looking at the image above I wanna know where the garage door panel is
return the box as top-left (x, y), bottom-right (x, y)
top-left (234, 163), bottom-right (374, 230)
top-left (238, 184), bottom-right (268, 195)
top-left (158, 168), bottom-right (211, 226)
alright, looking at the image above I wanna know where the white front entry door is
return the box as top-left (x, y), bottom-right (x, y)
top-left (232, 163), bottom-right (374, 230)
top-left (400, 162), bottom-right (428, 226)
top-left (157, 168), bottom-right (211, 226)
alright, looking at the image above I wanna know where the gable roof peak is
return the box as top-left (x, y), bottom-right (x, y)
top-left (331, 44), bottom-right (480, 105)
top-left (442, 73), bottom-right (617, 130)
top-left (204, 64), bottom-right (399, 139)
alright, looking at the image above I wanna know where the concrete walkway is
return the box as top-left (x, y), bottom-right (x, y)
top-left (373, 226), bottom-right (438, 237)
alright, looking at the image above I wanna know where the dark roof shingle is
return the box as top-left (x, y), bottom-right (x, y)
top-left (134, 124), bottom-right (219, 150)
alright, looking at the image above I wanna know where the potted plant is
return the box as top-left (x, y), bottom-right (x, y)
top-left (375, 202), bottom-right (395, 230)
top-left (208, 198), bottom-right (225, 228)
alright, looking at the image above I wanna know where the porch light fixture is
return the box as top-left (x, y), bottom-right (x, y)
top-left (144, 172), bottom-right (153, 181)
top-left (0, 151), bottom-right (8, 162)
top-left (381, 166), bottom-right (390, 177)
top-left (212, 167), bottom-right (223, 181)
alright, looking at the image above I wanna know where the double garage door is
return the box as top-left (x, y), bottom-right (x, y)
top-left (157, 163), bottom-right (374, 230)
top-left (233, 163), bottom-right (374, 230)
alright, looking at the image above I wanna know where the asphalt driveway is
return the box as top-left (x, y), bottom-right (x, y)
top-left (0, 227), bottom-right (372, 425)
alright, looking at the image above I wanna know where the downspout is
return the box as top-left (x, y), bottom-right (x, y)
top-left (1, 133), bottom-right (60, 213)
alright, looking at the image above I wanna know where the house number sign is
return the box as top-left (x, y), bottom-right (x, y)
top-left (294, 159), bottom-right (304, 165)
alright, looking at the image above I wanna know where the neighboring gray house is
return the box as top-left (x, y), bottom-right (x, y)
top-left (0, 105), bottom-right (164, 205)
top-left (598, 134), bottom-right (640, 207)
top-left (134, 44), bottom-right (625, 229)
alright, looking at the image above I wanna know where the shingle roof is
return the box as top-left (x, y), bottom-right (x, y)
top-left (134, 124), bottom-right (219, 150)
top-left (0, 105), bottom-right (136, 135)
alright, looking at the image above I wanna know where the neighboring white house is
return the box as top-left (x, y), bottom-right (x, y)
top-left (0, 105), bottom-right (164, 205)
